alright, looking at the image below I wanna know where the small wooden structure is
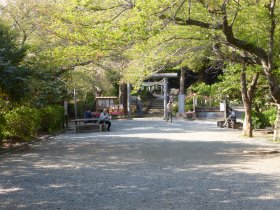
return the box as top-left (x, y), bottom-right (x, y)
top-left (96, 96), bottom-right (124, 116)
top-left (96, 96), bottom-right (118, 112)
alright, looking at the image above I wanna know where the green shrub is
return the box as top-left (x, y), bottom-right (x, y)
top-left (185, 104), bottom-right (193, 112)
top-left (0, 114), bottom-right (6, 143)
top-left (39, 105), bottom-right (64, 133)
top-left (252, 111), bottom-right (264, 129)
top-left (4, 106), bottom-right (41, 141)
top-left (252, 107), bottom-right (277, 129)
top-left (0, 97), bottom-right (10, 143)
top-left (185, 98), bottom-right (193, 111)
top-left (132, 89), bottom-right (154, 101)
top-left (262, 107), bottom-right (277, 127)
top-left (172, 102), bottom-right (178, 113)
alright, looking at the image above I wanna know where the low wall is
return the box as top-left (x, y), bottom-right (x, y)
top-left (195, 111), bottom-right (224, 119)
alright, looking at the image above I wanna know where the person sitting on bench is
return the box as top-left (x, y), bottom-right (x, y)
top-left (83, 108), bottom-right (93, 123)
top-left (99, 108), bottom-right (111, 131)
top-left (223, 108), bottom-right (236, 127)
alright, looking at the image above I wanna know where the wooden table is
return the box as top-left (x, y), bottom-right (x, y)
top-left (71, 118), bottom-right (107, 133)
top-left (71, 118), bottom-right (99, 125)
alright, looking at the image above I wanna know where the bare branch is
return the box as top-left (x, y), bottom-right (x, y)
top-left (220, 2), bottom-right (267, 59)
top-left (173, 0), bottom-right (188, 20)
top-left (111, 7), bottom-right (131, 21)
top-left (267, 0), bottom-right (276, 69)
top-left (188, 0), bottom-right (191, 18)
top-left (76, 4), bottom-right (127, 12)
top-left (248, 72), bottom-right (259, 101)
top-left (212, 43), bottom-right (261, 65)
top-left (231, 0), bottom-right (240, 27)
top-left (186, 18), bottom-right (223, 29)
top-left (160, 14), bottom-right (223, 29)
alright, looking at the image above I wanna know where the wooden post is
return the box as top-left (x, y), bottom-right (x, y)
top-left (64, 99), bottom-right (68, 128)
top-left (74, 88), bottom-right (77, 120)
top-left (127, 83), bottom-right (132, 119)
top-left (163, 77), bottom-right (168, 119)
top-left (178, 67), bottom-right (186, 114)
top-left (193, 95), bottom-right (197, 112)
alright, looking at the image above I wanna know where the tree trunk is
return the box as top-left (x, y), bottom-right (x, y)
top-left (273, 104), bottom-right (280, 141)
top-left (179, 67), bottom-right (186, 94)
top-left (240, 68), bottom-right (258, 137)
top-left (127, 83), bottom-right (132, 119)
top-left (240, 70), bottom-right (252, 137)
top-left (119, 83), bottom-right (127, 114)
top-left (242, 103), bottom-right (253, 137)
top-left (262, 62), bottom-right (280, 141)
top-left (178, 67), bottom-right (186, 114)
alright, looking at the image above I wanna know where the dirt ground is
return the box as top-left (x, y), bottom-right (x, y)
top-left (1, 118), bottom-right (280, 210)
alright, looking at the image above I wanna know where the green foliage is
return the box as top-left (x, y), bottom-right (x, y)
top-left (4, 106), bottom-right (41, 141)
top-left (185, 97), bottom-right (193, 111)
top-left (69, 64), bottom-right (118, 101)
top-left (0, 96), bottom-right (15, 143)
top-left (172, 102), bottom-right (178, 114)
top-left (2, 1), bottom-right (279, 137)
top-left (39, 105), bottom-right (64, 133)
top-left (27, 71), bottom-right (65, 107)
top-left (252, 107), bottom-right (277, 129)
top-left (0, 114), bottom-right (5, 143)
top-left (185, 104), bottom-right (193, 112)
top-left (0, 20), bottom-right (30, 102)
top-left (188, 83), bottom-right (221, 110)
top-left (262, 107), bottom-right (277, 127)
top-left (190, 83), bottom-right (212, 96)
top-left (132, 89), bottom-right (154, 101)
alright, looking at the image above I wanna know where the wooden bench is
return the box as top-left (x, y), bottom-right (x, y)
top-left (217, 120), bottom-right (243, 129)
top-left (74, 123), bottom-right (107, 133)
top-left (253, 128), bottom-right (274, 134)
top-left (71, 118), bottom-right (108, 133)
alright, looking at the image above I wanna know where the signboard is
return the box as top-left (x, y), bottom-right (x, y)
top-left (220, 102), bottom-right (226, 111)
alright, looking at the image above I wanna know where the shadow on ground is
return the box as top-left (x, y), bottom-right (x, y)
top-left (1, 119), bottom-right (280, 209)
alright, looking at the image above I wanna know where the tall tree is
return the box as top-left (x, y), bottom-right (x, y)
top-left (0, 20), bottom-right (30, 102)
top-left (159, 0), bottom-right (280, 140)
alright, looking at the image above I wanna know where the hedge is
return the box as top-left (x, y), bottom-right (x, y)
top-left (4, 106), bottom-right (41, 141)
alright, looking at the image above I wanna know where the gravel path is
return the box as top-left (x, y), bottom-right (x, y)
top-left (1, 118), bottom-right (280, 210)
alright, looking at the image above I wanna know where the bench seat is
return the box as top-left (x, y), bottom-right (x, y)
top-left (74, 123), bottom-right (108, 133)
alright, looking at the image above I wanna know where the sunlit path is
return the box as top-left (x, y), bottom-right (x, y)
top-left (1, 119), bottom-right (280, 210)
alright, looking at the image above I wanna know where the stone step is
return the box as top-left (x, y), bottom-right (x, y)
top-left (143, 112), bottom-right (164, 117)
top-left (145, 109), bottom-right (164, 113)
top-left (150, 101), bottom-right (164, 109)
top-left (144, 96), bottom-right (164, 117)
top-left (150, 105), bottom-right (164, 109)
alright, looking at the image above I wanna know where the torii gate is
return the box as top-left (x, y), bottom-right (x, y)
top-left (127, 73), bottom-right (178, 119)
top-left (151, 73), bottom-right (178, 119)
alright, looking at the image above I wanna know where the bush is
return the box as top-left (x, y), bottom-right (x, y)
top-left (252, 111), bottom-right (264, 129)
top-left (262, 107), bottom-right (277, 127)
top-left (4, 106), bottom-right (41, 141)
top-left (172, 102), bottom-right (178, 113)
top-left (252, 107), bottom-right (277, 129)
top-left (185, 104), bottom-right (193, 112)
top-left (0, 97), bottom-right (11, 143)
top-left (0, 114), bottom-right (6, 143)
top-left (39, 105), bottom-right (64, 133)
top-left (132, 89), bottom-right (154, 101)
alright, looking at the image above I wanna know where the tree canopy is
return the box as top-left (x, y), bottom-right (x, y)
top-left (0, 20), bottom-right (30, 102)
top-left (1, 0), bottom-right (280, 140)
